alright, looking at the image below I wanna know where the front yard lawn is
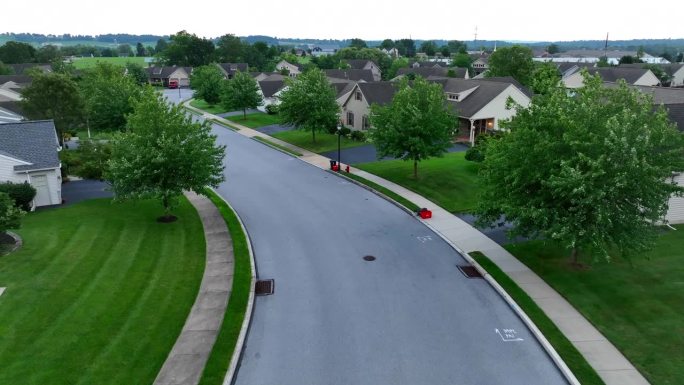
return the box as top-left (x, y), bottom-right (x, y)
top-left (226, 112), bottom-right (282, 129)
top-left (506, 227), bottom-right (684, 385)
top-left (355, 152), bottom-right (482, 213)
top-left (271, 129), bottom-right (368, 153)
top-left (0, 198), bottom-right (205, 384)
top-left (190, 99), bottom-right (230, 115)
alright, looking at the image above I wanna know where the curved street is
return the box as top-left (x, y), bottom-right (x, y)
top-left (166, 90), bottom-right (567, 385)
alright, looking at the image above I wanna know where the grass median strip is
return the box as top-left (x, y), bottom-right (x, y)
top-left (252, 136), bottom-right (303, 157)
top-left (199, 189), bottom-right (252, 385)
top-left (469, 251), bottom-right (604, 385)
top-left (209, 118), bottom-right (239, 131)
top-left (344, 172), bottom-right (421, 212)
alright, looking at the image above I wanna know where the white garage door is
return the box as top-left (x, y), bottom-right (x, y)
top-left (666, 174), bottom-right (684, 224)
top-left (32, 175), bottom-right (51, 207)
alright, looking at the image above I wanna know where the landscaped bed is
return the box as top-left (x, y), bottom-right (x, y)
top-left (355, 152), bottom-right (482, 213)
top-left (0, 198), bottom-right (205, 384)
top-left (505, 227), bottom-right (684, 385)
top-left (226, 112), bottom-right (282, 129)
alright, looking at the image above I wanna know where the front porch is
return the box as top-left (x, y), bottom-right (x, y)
top-left (455, 117), bottom-right (495, 144)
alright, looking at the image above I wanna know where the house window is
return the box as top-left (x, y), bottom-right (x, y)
top-left (362, 115), bottom-right (370, 130)
top-left (355, 91), bottom-right (362, 101)
top-left (347, 111), bottom-right (355, 126)
top-left (447, 93), bottom-right (459, 101)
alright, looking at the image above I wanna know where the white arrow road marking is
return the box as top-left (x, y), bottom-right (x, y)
top-left (417, 235), bottom-right (433, 243)
top-left (495, 328), bottom-right (524, 342)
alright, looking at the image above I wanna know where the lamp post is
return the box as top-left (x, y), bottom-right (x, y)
top-left (337, 123), bottom-right (342, 171)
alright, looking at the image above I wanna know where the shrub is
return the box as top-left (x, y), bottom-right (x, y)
top-left (0, 192), bottom-right (24, 233)
top-left (60, 140), bottom-right (112, 180)
top-left (350, 130), bottom-right (366, 142)
top-left (265, 104), bottom-right (279, 115)
top-left (339, 127), bottom-right (352, 137)
top-left (0, 182), bottom-right (37, 211)
top-left (464, 132), bottom-right (502, 163)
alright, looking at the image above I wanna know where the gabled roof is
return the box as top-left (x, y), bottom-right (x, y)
top-left (433, 78), bottom-right (520, 118)
top-left (586, 67), bottom-right (654, 84)
top-left (664, 104), bottom-right (684, 131)
top-left (217, 62), bottom-right (249, 75)
top-left (620, 63), bottom-right (684, 75)
top-left (145, 66), bottom-right (192, 79)
top-left (327, 78), bottom-right (356, 99)
top-left (324, 69), bottom-right (374, 82)
top-left (0, 75), bottom-right (32, 88)
top-left (355, 82), bottom-right (398, 106)
top-left (258, 80), bottom-right (286, 98)
top-left (345, 59), bottom-right (377, 70)
top-left (0, 120), bottom-right (60, 171)
top-left (8, 63), bottom-right (52, 75)
top-left (397, 67), bottom-right (448, 78)
top-left (478, 76), bottom-right (533, 98)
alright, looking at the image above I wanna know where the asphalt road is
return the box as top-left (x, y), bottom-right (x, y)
top-left (164, 91), bottom-right (567, 385)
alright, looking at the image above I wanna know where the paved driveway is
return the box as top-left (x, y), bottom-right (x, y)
top-left (163, 90), bottom-right (567, 385)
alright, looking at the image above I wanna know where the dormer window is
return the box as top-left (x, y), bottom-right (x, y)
top-left (447, 93), bottom-right (459, 101)
top-left (355, 91), bottom-right (362, 101)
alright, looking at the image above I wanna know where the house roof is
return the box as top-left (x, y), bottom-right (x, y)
top-left (478, 76), bottom-right (534, 98)
top-left (259, 80), bottom-right (286, 98)
top-left (327, 78), bottom-right (356, 98)
top-left (432, 78), bottom-right (520, 118)
top-left (397, 67), bottom-right (449, 78)
top-left (665, 104), bottom-right (684, 131)
top-left (0, 120), bottom-right (60, 171)
top-left (217, 62), bottom-right (249, 75)
top-left (586, 67), bottom-right (653, 84)
top-left (603, 83), bottom-right (684, 131)
top-left (356, 82), bottom-right (398, 106)
top-left (145, 66), bottom-right (192, 79)
top-left (0, 75), bottom-right (33, 88)
top-left (324, 69), bottom-right (374, 82)
top-left (8, 63), bottom-right (52, 75)
top-left (620, 63), bottom-right (684, 75)
top-left (345, 59), bottom-right (377, 70)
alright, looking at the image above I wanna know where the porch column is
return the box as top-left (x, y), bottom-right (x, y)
top-left (469, 119), bottom-right (475, 145)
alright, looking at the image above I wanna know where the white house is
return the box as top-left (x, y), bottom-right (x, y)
top-left (275, 60), bottom-right (302, 77)
top-left (345, 60), bottom-right (382, 81)
top-left (0, 120), bottom-right (62, 208)
top-left (562, 67), bottom-right (661, 88)
top-left (666, 173), bottom-right (684, 224)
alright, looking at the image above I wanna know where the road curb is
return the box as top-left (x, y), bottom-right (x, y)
top-left (211, 190), bottom-right (258, 385)
top-left (326, 170), bottom-right (417, 217)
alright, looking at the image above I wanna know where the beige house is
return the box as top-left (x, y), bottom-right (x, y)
top-left (216, 63), bottom-right (249, 79)
top-left (666, 173), bottom-right (684, 224)
top-left (275, 60), bottom-right (302, 77)
top-left (340, 78), bottom-right (531, 143)
top-left (146, 66), bottom-right (192, 87)
top-left (344, 60), bottom-right (382, 81)
top-left (562, 67), bottom-right (660, 88)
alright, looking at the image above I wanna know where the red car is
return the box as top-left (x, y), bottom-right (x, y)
top-left (168, 79), bottom-right (179, 89)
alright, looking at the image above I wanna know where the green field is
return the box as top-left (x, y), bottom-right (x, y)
top-left (0, 198), bottom-right (205, 384)
top-left (355, 152), bottom-right (481, 213)
top-left (227, 112), bottom-right (282, 129)
top-left (506, 227), bottom-right (684, 385)
top-left (70, 56), bottom-right (149, 69)
top-left (271, 129), bottom-right (368, 153)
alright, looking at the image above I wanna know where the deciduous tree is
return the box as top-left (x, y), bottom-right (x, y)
top-left (370, 77), bottom-right (456, 178)
top-left (278, 68), bottom-right (339, 143)
top-left (0, 41), bottom-right (36, 64)
top-left (476, 73), bottom-right (684, 263)
top-left (220, 71), bottom-right (262, 119)
top-left (190, 65), bottom-right (225, 105)
top-left (108, 88), bottom-right (225, 220)
top-left (486, 45), bottom-right (535, 86)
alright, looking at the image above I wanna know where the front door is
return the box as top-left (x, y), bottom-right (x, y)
top-left (32, 175), bottom-right (51, 207)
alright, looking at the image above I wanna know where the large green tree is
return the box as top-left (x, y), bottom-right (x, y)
top-left (486, 45), bottom-right (535, 86)
top-left (370, 76), bottom-right (457, 178)
top-left (220, 71), bottom-right (262, 119)
top-left (108, 88), bottom-right (225, 220)
top-left (79, 62), bottom-right (142, 131)
top-left (531, 62), bottom-right (561, 94)
top-left (21, 72), bottom-right (83, 145)
top-left (420, 41), bottom-right (438, 57)
top-left (0, 60), bottom-right (12, 75)
top-left (278, 68), bottom-right (339, 143)
top-left (0, 41), bottom-right (36, 64)
top-left (215, 34), bottom-right (244, 63)
top-left (190, 65), bottom-right (225, 105)
top-left (349, 38), bottom-right (367, 49)
top-left (160, 30), bottom-right (215, 66)
top-left (476, 73), bottom-right (684, 262)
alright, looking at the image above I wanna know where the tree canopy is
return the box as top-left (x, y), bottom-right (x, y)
top-left (476, 73), bottom-right (684, 262)
top-left (108, 88), bottom-right (225, 219)
top-left (278, 68), bottom-right (339, 143)
top-left (220, 71), bottom-right (262, 119)
top-left (370, 76), bottom-right (457, 178)
top-left (0, 41), bottom-right (36, 64)
top-left (486, 45), bottom-right (535, 86)
top-left (160, 30), bottom-right (215, 66)
top-left (190, 65), bottom-right (225, 105)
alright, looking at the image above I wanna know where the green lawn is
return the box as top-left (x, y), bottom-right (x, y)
top-left (0, 198), bottom-right (205, 385)
top-left (470, 252), bottom-right (603, 385)
top-left (199, 190), bottom-right (252, 385)
top-left (271, 129), bottom-right (368, 153)
top-left (190, 99), bottom-right (230, 115)
top-left (226, 112), bottom-right (282, 129)
top-left (70, 56), bottom-right (148, 69)
top-left (355, 152), bottom-right (482, 213)
top-left (505, 227), bottom-right (684, 385)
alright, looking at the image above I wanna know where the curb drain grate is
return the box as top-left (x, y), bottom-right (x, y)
top-left (255, 279), bottom-right (275, 295)
top-left (458, 265), bottom-right (483, 278)
top-left (363, 255), bottom-right (376, 262)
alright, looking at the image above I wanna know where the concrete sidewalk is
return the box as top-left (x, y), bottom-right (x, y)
top-left (187, 101), bottom-right (650, 385)
top-left (153, 192), bottom-right (234, 385)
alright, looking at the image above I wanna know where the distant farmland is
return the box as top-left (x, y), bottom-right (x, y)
top-left (70, 56), bottom-right (150, 69)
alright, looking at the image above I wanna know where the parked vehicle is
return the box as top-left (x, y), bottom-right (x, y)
top-left (168, 79), bottom-right (179, 89)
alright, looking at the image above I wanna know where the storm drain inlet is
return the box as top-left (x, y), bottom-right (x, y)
top-left (255, 279), bottom-right (275, 295)
top-left (458, 265), bottom-right (483, 278)
top-left (363, 255), bottom-right (376, 262)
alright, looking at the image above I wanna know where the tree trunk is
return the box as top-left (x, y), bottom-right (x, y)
top-left (570, 247), bottom-right (579, 264)
top-left (243, 108), bottom-right (247, 120)
top-left (413, 159), bottom-right (418, 179)
top-left (312, 127), bottom-right (316, 143)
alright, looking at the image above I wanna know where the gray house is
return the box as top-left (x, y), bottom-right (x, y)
top-left (0, 120), bottom-right (62, 208)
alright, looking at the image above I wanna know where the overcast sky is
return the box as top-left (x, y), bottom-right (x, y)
top-left (3, 0), bottom-right (682, 42)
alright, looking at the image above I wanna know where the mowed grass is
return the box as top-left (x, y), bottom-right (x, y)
top-left (190, 99), bottom-right (230, 115)
top-left (70, 56), bottom-right (148, 69)
top-left (226, 112), bottom-right (282, 129)
top-left (506, 226), bottom-right (684, 385)
top-left (355, 152), bottom-right (481, 213)
top-left (0, 198), bottom-right (205, 385)
top-left (271, 129), bottom-right (368, 153)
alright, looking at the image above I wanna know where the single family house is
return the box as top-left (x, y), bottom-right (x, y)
top-left (562, 67), bottom-right (660, 88)
top-left (216, 63), bottom-right (249, 79)
top-left (146, 66), bottom-right (193, 87)
top-left (344, 60), bottom-right (382, 81)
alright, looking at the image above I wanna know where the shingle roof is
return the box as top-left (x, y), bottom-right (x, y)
top-left (603, 83), bottom-right (684, 131)
top-left (0, 120), bottom-right (60, 171)
top-left (586, 67), bottom-right (652, 84)
top-left (397, 67), bottom-right (449, 78)
top-left (8, 63), bottom-right (52, 75)
top-left (324, 69), bottom-right (374, 82)
top-left (434, 78), bottom-right (518, 117)
top-left (478, 76), bottom-right (533, 98)
top-left (258, 80), bottom-right (286, 98)
top-left (356, 82), bottom-right (398, 106)
top-left (217, 62), bottom-right (249, 76)
top-left (345, 59), bottom-right (376, 70)
top-left (145, 66), bottom-right (192, 79)
top-left (0, 75), bottom-right (33, 88)
top-left (665, 104), bottom-right (684, 131)
top-left (327, 78), bottom-right (356, 98)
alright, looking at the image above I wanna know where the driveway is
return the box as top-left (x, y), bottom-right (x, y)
top-left (255, 123), bottom-right (294, 136)
top-left (321, 142), bottom-right (469, 165)
top-left (163, 90), bottom-right (567, 385)
top-left (61, 179), bottom-right (113, 206)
